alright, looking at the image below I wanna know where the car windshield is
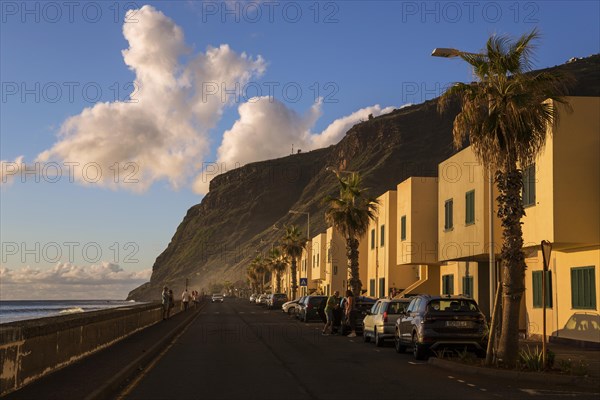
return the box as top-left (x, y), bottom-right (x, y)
top-left (427, 299), bottom-right (479, 312)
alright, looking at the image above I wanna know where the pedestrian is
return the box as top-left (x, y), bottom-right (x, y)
top-left (345, 289), bottom-right (357, 337)
top-left (167, 289), bottom-right (175, 318)
top-left (161, 286), bottom-right (169, 320)
top-left (322, 291), bottom-right (340, 335)
top-left (182, 288), bottom-right (191, 311)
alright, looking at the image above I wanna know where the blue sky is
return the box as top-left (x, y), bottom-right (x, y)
top-left (1, 1), bottom-right (599, 300)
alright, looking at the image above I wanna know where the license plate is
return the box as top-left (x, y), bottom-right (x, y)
top-left (446, 321), bottom-right (469, 327)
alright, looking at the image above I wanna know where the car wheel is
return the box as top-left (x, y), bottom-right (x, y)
top-left (412, 333), bottom-right (427, 360)
top-left (394, 329), bottom-right (406, 353)
top-left (375, 328), bottom-right (383, 347)
top-left (363, 330), bottom-right (371, 343)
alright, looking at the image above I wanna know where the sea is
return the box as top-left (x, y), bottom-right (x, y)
top-left (0, 300), bottom-right (143, 324)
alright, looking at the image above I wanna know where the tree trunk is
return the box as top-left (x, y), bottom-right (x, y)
top-left (291, 258), bottom-right (298, 299)
top-left (495, 166), bottom-right (526, 368)
top-left (346, 237), bottom-right (362, 296)
top-left (276, 271), bottom-right (281, 294)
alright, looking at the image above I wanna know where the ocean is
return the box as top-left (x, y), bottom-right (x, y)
top-left (0, 300), bottom-right (142, 324)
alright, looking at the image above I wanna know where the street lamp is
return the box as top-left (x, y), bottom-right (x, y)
top-left (288, 210), bottom-right (310, 243)
top-left (541, 240), bottom-right (552, 368)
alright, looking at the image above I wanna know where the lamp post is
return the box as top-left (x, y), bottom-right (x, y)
top-left (431, 46), bottom-right (496, 317)
top-left (541, 240), bottom-right (552, 368)
top-left (288, 210), bottom-right (310, 244)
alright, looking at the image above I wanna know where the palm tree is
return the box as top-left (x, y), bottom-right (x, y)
top-left (324, 171), bottom-right (379, 297)
top-left (438, 29), bottom-right (570, 367)
top-left (250, 255), bottom-right (268, 293)
top-left (246, 265), bottom-right (259, 293)
top-left (281, 224), bottom-right (305, 299)
top-left (268, 246), bottom-right (288, 293)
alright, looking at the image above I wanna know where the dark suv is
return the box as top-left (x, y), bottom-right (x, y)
top-left (297, 295), bottom-right (327, 322)
top-left (395, 295), bottom-right (488, 360)
top-left (267, 293), bottom-right (288, 310)
top-left (338, 296), bottom-right (376, 335)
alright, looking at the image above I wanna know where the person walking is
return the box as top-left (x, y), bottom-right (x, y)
top-left (182, 289), bottom-right (191, 311)
top-left (167, 289), bottom-right (175, 318)
top-left (322, 291), bottom-right (340, 335)
top-left (345, 289), bottom-right (357, 337)
top-left (161, 286), bottom-right (170, 320)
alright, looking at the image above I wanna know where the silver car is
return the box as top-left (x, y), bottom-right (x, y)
top-left (363, 298), bottom-right (410, 346)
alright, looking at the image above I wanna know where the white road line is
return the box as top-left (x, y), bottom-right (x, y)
top-left (408, 361), bottom-right (427, 365)
top-left (448, 376), bottom-right (455, 379)
top-left (467, 384), bottom-right (476, 387)
top-left (239, 312), bottom-right (245, 314)
top-left (480, 389), bottom-right (487, 392)
top-left (457, 379), bottom-right (465, 383)
top-left (214, 312), bottom-right (220, 314)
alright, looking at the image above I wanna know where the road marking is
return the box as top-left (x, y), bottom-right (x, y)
top-left (448, 376), bottom-right (455, 379)
top-left (250, 312), bottom-right (255, 314)
top-left (521, 389), bottom-right (598, 396)
top-left (374, 349), bottom-right (381, 352)
top-left (479, 389), bottom-right (487, 392)
top-left (457, 379), bottom-right (465, 383)
top-left (408, 361), bottom-right (427, 365)
top-left (467, 384), bottom-right (476, 387)
top-left (239, 312), bottom-right (245, 314)
top-left (214, 312), bottom-right (220, 314)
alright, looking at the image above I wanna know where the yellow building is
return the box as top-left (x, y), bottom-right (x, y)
top-left (299, 244), bottom-right (316, 296)
top-left (324, 227), bottom-right (347, 295)
top-left (437, 146), bottom-right (504, 316)
top-left (311, 233), bottom-right (327, 295)
top-left (396, 177), bottom-right (441, 297)
top-left (522, 97), bottom-right (600, 344)
top-left (367, 190), bottom-right (418, 298)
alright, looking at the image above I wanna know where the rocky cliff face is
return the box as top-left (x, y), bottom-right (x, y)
top-left (128, 55), bottom-right (599, 301)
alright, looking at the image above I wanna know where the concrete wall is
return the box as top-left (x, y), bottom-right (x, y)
top-left (325, 227), bottom-right (346, 295)
top-left (0, 302), bottom-right (170, 396)
top-left (299, 244), bottom-right (316, 296)
top-left (311, 233), bottom-right (327, 293)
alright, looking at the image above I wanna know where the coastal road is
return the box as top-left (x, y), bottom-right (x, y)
top-left (121, 298), bottom-right (599, 400)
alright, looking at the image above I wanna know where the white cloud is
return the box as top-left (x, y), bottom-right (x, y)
top-left (193, 99), bottom-right (395, 194)
top-left (0, 262), bottom-right (151, 300)
top-left (0, 156), bottom-right (25, 186)
top-left (37, 5), bottom-right (265, 192)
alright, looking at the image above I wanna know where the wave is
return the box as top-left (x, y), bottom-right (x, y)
top-left (59, 307), bottom-right (85, 314)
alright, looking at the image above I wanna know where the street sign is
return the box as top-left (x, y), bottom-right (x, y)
top-left (299, 278), bottom-right (308, 287)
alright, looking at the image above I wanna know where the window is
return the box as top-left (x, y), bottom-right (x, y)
top-left (379, 277), bottom-right (386, 298)
top-left (369, 279), bottom-right (376, 297)
top-left (370, 229), bottom-right (375, 249)
top-left (571, 266), bottom-right (596, 309)
top-left (333, 265), bottom-right (338, 275)
top-left (400, 215), bottom-right (407, 241)
top-left (380, 225), bottom-right (385, 247)
top-left (522, 164), bottom-right (536, 207)
top-left (462, 276), bottom-right (474, 298)
top-left (465, 190), bottom-right (475, 225)
top-left (532, 271), bottom-right (553, 308)
top-left (444, 199), bottom-right (453, 230)
top-left (442, 274), bottom-right (454, 295)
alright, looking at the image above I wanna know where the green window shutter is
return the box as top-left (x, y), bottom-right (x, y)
top-left (379, 278), bottom-right (385, 298)
top-left (370, 229), bottom-right (375, 249)
top-left (523, 164), bottom-right (536, 207)
top-left (462, 276), bottom-right (473, 297)
top-left (444, 199), bottom-right (453, 230)
top-left (401, 216), bottom-right (406, 241)
top-left (571, 266), bottom-right (596, 309)
top-left (370, 279), bottom-right (375, 297)
top-left (465, 190), bottom-right (475, 224)
top-left (533, 271), bottom-right (542, 308)
top-left (380, 225), bottom-right (385, 247)
top-left (442, 274), bottom-right (454, 295)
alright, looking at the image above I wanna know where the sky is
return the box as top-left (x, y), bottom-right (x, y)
top-left (1, 1), bottom-right (599, 300)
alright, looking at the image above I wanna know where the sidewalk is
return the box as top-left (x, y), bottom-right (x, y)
top-left (430, 338), bottom-right (600, 389)
top-left (3, 303), bottom-right (204, 400)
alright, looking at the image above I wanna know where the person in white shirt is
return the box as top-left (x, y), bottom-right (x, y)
top-left (182, 289), bottom-right (191, 311)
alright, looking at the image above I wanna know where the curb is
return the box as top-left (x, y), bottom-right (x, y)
top-left (428, 357), bottom-right (600, 389)
top-left (85, 303), bottom-right (206, 400)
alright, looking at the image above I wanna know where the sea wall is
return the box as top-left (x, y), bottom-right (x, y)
top-left (0, 301), bottom-right (179, 396)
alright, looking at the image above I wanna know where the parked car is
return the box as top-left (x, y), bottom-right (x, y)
top-left (363, 298), bottom-right (411, 346)
top-left (294, 296), bottom-right (307, 319)
top-left (267, 293), bottom-right (288, 310)
top-left (339, 296), bottom-right (376, 335)
top-left (255, 294), bottom-right (266, 304)
top-left (259, 294), bottom-right (270, 306)
top-left (211, 294), bottom-right (224, 303)
top-left (282, 299), bottom-right (300, 314)
top-left (249, 294), bottom-right (257, 302)
top-left (297, 295), bottom-right (327, 322)
top-left (395, 295), bottom-right (488, 360)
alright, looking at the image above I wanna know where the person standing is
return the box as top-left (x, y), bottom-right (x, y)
top-left (161, 286), bottom-right (170, 320)
top-left (167, 289), bottom-right (175, 318)
top-left (345, 289), bottom-right (357, 337)
top-left (182, 289), bottom-right (191, 311)
top-left (322, 291), bottom-right (340, 335)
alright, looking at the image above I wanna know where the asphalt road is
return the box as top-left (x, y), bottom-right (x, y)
top-left (121, 298), bottom-right (600, 400)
